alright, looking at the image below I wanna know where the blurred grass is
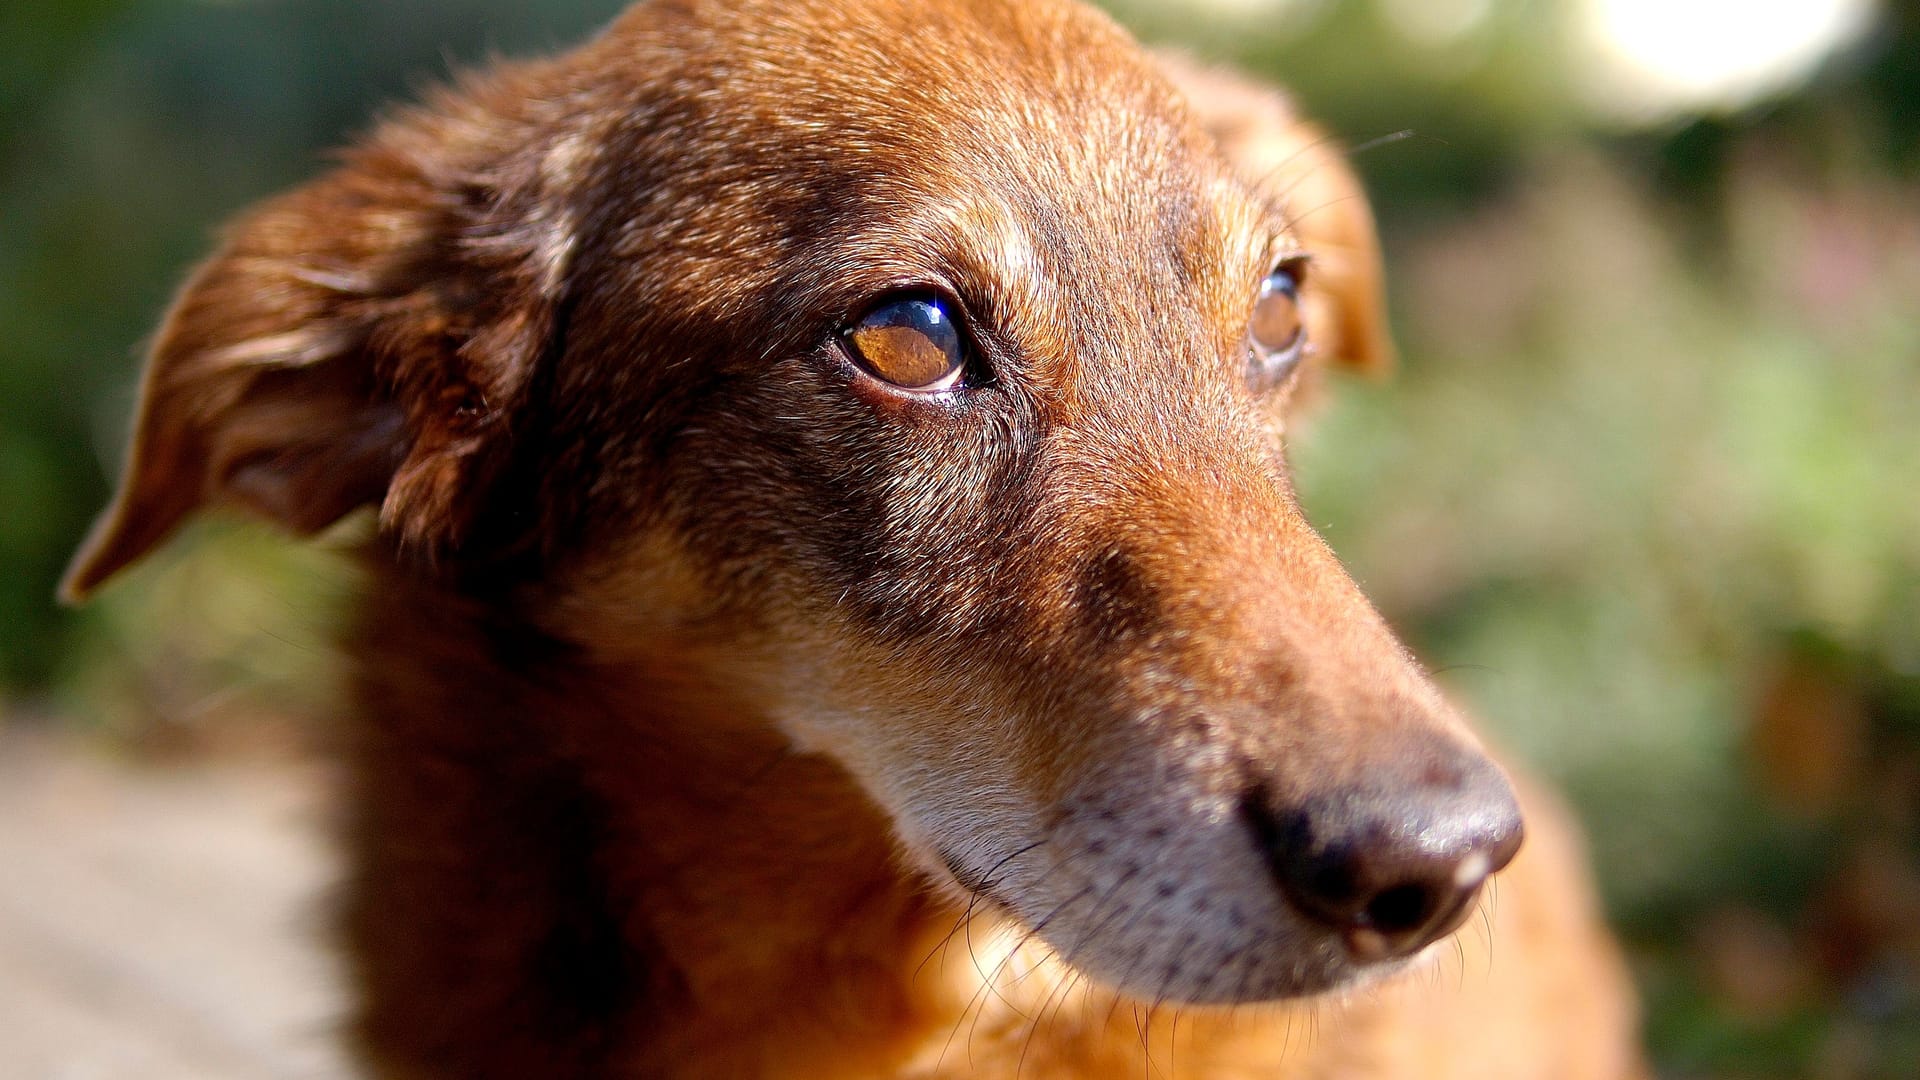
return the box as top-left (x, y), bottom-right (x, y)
top-left (4, 1), bottom-right (1919, 1076)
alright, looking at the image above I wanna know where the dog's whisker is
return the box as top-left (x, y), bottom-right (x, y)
top-left (1249, 127), bottom-right (1346, 194)
top-left (1281, 192), bottom-right (1367, 237)
top-left (1343, 128), bottom-right (1418, 159)
top-left (938, 866), bottom-right (1091, 1076)
top-left (1012, 862), bottom-right (1147, 1076)
top-left (1000, 879), bottom-right (1095, 991)
top-left (914, 836), bottom-right (1047, 980)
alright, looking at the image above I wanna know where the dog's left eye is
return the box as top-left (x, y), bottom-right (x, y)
top-left (1247, 262), bottom-right (1308, 393)
top-left (845, 296), bottom-right (968, 392)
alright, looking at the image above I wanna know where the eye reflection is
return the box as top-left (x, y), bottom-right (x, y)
top-left (846, 296), bottom-right (967, 391)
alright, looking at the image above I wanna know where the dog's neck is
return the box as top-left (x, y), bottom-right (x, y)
top-left (341, 563), bottom-right (1148, 1077)
top-left (561, 652), bottom-right (975, 1073)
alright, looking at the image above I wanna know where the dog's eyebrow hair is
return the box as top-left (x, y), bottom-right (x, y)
top-left (862, 194), bottom-right (1070, 364)
top-left (1213, 179), bottom-right (1288, 249)
top-left (1194, 178), bottom-right (1285, 293)
top-left (953, 204), bottom-right (1065, 331)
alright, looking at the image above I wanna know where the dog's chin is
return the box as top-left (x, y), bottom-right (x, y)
top-left (1003, 897), bottom-right (1379, 1006)
top-left (918, 833), bottom-right (1409, 1007)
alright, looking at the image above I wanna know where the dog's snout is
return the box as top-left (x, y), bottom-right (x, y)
top-left (1247, 752), bottom-right (1524, 964)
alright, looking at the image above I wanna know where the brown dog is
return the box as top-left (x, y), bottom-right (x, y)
top-left (64, 0), bottom-right (1640, 1076)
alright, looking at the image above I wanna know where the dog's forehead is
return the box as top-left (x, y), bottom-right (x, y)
top-left (588, 0), bottom-right (1275, 369)
top-left (610, 0), bottom-right (1207, 190)
top-left (614, 0), bottom-right (1160, 107)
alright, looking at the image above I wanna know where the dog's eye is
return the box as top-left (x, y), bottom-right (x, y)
top-left (846, 296), bottom-right (967, 392)
top-left (1247, 263), bottom-right (1308, 393)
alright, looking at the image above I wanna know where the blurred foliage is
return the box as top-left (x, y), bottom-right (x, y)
top-left (1293, 157), bottom-right (1920, 1078)
top-left (0, 0), bottom-right (627, 690)
top-left (3, 1), bottom-right (1918, 1076)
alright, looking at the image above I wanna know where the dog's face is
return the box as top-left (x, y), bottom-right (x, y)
top-left (67, 0), bottom-right (1518, 1004)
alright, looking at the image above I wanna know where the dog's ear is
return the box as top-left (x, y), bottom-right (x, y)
top-left (1158, 55), bottom-right (1395, 376)
top-left (62, 74), bottom-right (582, 601)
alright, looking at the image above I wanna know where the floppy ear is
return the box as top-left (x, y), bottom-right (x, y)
top-left (1157, 54), bottom-right (1395, 376)
top-left (62, 72), bottom-right (583, 601)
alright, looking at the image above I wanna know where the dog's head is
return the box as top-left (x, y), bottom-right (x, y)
top-left (66, 0), bottom-right (1518, 1003)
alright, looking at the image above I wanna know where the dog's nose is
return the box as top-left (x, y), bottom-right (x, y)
top-left (1247, 751), bottom-right (1524, 963)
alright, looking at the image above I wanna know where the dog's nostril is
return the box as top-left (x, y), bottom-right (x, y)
top-left (1272, 839), bottom-right (1473, 958)
top-left (1251, 759), bottom-right (1524, 964)
top-left (1272, 829), bottom-right (1507, 963)
top-left (1363, 883), bottom-right (1434, 936)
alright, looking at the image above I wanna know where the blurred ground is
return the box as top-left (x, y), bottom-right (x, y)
top-left (0, 727), bottom-right (346, 1080)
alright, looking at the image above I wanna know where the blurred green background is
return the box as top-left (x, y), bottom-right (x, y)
top-left (3, 1), bottom-right (1917, 1075)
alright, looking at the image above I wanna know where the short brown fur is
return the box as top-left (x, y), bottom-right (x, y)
top-left (66, 1), bottom-right (1641, 1076)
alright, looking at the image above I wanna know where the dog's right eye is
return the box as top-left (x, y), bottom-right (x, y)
top-left (845, 296), bottom-right (968, 392)
top-left (1246, 262), bottom-right (1308, 394)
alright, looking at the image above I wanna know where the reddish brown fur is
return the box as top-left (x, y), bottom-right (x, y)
top-left (66, 0), bottom-right (1642, 1076)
